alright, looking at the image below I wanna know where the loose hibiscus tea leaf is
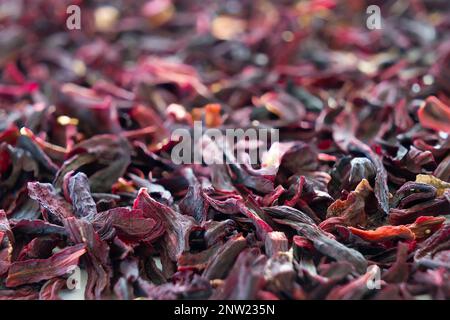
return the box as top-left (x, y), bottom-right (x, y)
top-left (0, 0), bottom-right (449, 301)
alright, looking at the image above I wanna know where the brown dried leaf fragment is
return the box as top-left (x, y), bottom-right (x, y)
top-left (415, 174), bottom-right (450, 197)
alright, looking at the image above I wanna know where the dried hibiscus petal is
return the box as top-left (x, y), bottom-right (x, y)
top-left (27, 182), bottom-right (73, 222)
top-left (6, 244), bottom-right (86, 287)
top-left (418, 96), bottom-right (450, 133)
top-left (63, 217), bottom-right (111, 300)
top-left (93, 207), bottom-right (164, 244)
top-left (133, 188), bottom-right (197, 261)
top-left (348, 225), bottom-right (414, 242)
top-left (67, 172), bottom-right (97, 218)
top-left (39, 278), bottom-right (67, 300)
top-left (1, 0), bottom-right (450, 301)
top-left (321, 179), bottom-right (374, 231)
top-left (408, 216), bottom-right (446, 240)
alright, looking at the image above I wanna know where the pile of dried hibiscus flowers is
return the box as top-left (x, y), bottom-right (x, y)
top-left (0, 0), bottom-right (449, 300)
